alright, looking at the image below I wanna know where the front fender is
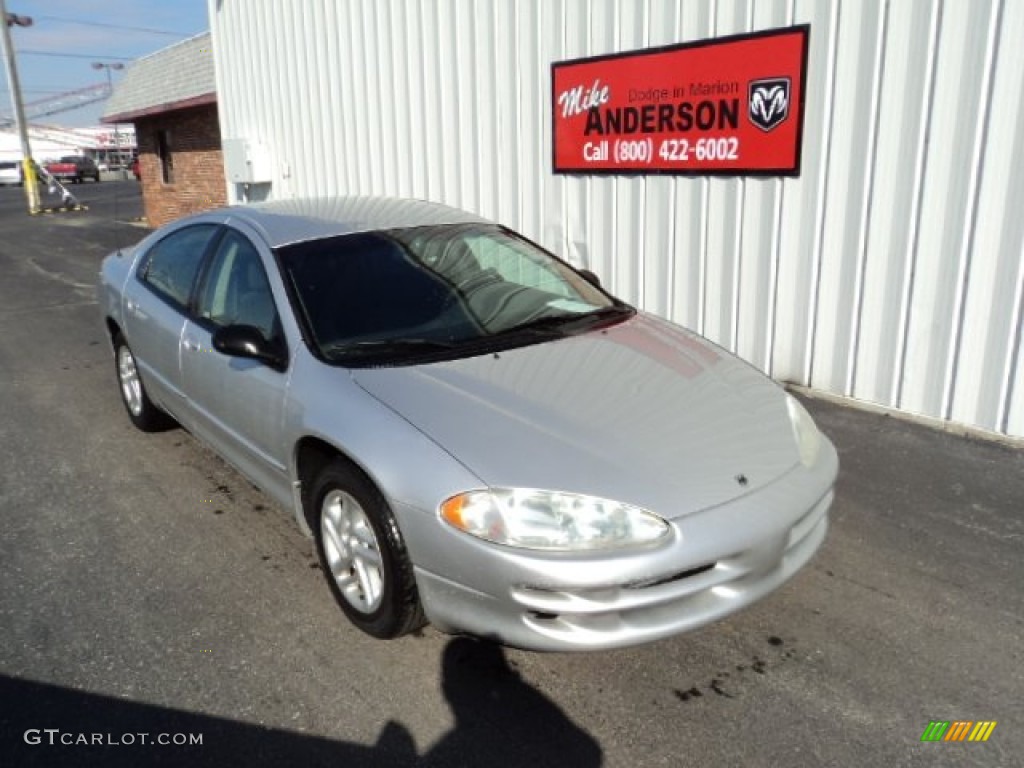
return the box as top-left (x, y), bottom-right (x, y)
top-left (282, 350), bottom-right (484, 564)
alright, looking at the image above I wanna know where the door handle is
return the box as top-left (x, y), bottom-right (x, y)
top-left (182, 338), bottom-right (201, 352)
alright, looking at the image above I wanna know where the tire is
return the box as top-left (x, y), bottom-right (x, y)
top-left (94, 173), bottom-right (101, 183)
top-left (113, 333), bottom-right (172, 432)
top-left (310, 460), bottom-right (425, 639)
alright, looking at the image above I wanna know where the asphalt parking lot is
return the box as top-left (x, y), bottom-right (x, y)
top-left (0, 181), bottom-right (1021, 767)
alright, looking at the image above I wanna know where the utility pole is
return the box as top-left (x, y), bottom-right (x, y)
top-left (1, 0), bottom-right (40, 214)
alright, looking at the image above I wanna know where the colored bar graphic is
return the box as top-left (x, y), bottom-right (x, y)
top-left (969, 722), bottom-right (997, 742)
top-left (921, 720), bottom-right (997, 743)
top-left (944, 721), bottom-right (972, 741)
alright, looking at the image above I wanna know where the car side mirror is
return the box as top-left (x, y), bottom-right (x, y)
top-left (212, 325), bottom-right (286, 371)
top-left (578, 269), bottom-right (601, 288)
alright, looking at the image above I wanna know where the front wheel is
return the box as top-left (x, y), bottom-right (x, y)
top-left (113, 334), bottom-right (171, 432)
top-left (310, 461), bottom-right (425, 639)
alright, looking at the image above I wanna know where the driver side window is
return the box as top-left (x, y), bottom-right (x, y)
top-left (196, 230), bottom-right (280, 341)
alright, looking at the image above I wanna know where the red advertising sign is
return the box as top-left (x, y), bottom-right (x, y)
top-left (552, 26), bottom-right (809, 176)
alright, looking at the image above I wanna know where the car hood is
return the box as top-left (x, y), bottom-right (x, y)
top-left (353, 314), bottom-right (801, 519)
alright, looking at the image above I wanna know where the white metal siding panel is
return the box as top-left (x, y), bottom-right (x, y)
top-left (1008, 293), bottom-right (1024, 435)
top-left (209, 0), bottom-right (1024, 438)
top-left (899, 0), bottom-right (999, 418)
top-left (494, 1), bottom-right (520, 226)
top-left (609, 3), bottom-right (646, 308)
top-left (772, 0), bottom-right (838, 383)
top-left (677, 2), bottom-right (715, 335)
top-left (853, 0), bottom-right (940, 409)
top-left (812, 0), bottom-right (884, 395)
top-left (702, 2), bottom-right (742, 351)
top-left (589, 3), bottom-right (619, 292)
top-left (540, 0), bottom-right (568, 266)
top-left (641, 0), bottom-right (687, 322)
top-left (950, 0), bottom-right (1023, 433)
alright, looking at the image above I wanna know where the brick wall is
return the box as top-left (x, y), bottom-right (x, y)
top-left (134, 104), bottom-right (226, 228)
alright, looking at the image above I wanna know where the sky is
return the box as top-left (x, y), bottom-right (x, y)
top-left (1, 0), bottom-right (209, 127)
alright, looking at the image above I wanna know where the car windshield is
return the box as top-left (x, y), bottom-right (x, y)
top-left (277, 223), bottom-right (632, 365)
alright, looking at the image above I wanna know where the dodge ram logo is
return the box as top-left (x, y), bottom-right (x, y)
top-left (748, 78), bottom-right (791, 132)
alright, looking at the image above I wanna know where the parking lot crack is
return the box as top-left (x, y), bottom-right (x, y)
top-left (25, 256), bottom-right (94, 291)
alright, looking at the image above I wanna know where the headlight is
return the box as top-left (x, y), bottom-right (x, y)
top-left (786, 394), bottom-right (821, 468)
top-left (440, 488), bottom-right (670, 551)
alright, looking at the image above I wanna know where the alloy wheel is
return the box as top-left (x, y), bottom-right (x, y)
top-left (320, 490), bottom-right (385, 613)
top-left (117, 345), bottom-right (143, 417)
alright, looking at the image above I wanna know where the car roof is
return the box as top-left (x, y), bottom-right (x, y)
top-left (218, 196), bottom-right (493, 249)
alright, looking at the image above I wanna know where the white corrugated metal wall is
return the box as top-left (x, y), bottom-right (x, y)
top-left (208, 0), bottom-right (1024, 439)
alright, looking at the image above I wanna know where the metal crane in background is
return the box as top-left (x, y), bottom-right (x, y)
top-left (0, 82), bottom-right (110, 128)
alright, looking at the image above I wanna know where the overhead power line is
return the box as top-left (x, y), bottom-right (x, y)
top-left (35, 15), bottom-right (193, 38)
top-left (17, 50), bottom-right (134, 61)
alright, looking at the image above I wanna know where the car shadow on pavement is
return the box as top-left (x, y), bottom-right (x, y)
top-left (427, 636), bottom-right (602, 766)
top-left (0, 637), bottom-right (602, 767)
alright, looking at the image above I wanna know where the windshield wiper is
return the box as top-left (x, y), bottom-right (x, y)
top-left (324, 338), bottom-right (457, 357)
top-left (497, 305), bottom-right (634, 337)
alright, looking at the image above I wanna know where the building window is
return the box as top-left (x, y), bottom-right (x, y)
top-left (157, 129), bottom-right (174, 184)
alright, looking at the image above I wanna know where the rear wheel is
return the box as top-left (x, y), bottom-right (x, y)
top-left (113, 334), bottom-right (171, 432)
top-left (310, 461), bottom-right (425, 639)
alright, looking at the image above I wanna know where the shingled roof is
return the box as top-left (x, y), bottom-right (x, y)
top-left (102, 32), bottom-right (215, 124)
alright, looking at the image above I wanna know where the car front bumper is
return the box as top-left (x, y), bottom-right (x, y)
top-left (402, 442), bottom-right (838, 652)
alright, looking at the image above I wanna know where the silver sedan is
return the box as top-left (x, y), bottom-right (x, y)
top-left (98, 196), bottom-right (838, 651)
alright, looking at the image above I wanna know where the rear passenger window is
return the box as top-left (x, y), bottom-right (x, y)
top-left (139, 224), bottom-right (219, 308)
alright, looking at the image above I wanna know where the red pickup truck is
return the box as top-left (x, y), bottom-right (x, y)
top-left (45, 155), bottom-right (101, 184)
